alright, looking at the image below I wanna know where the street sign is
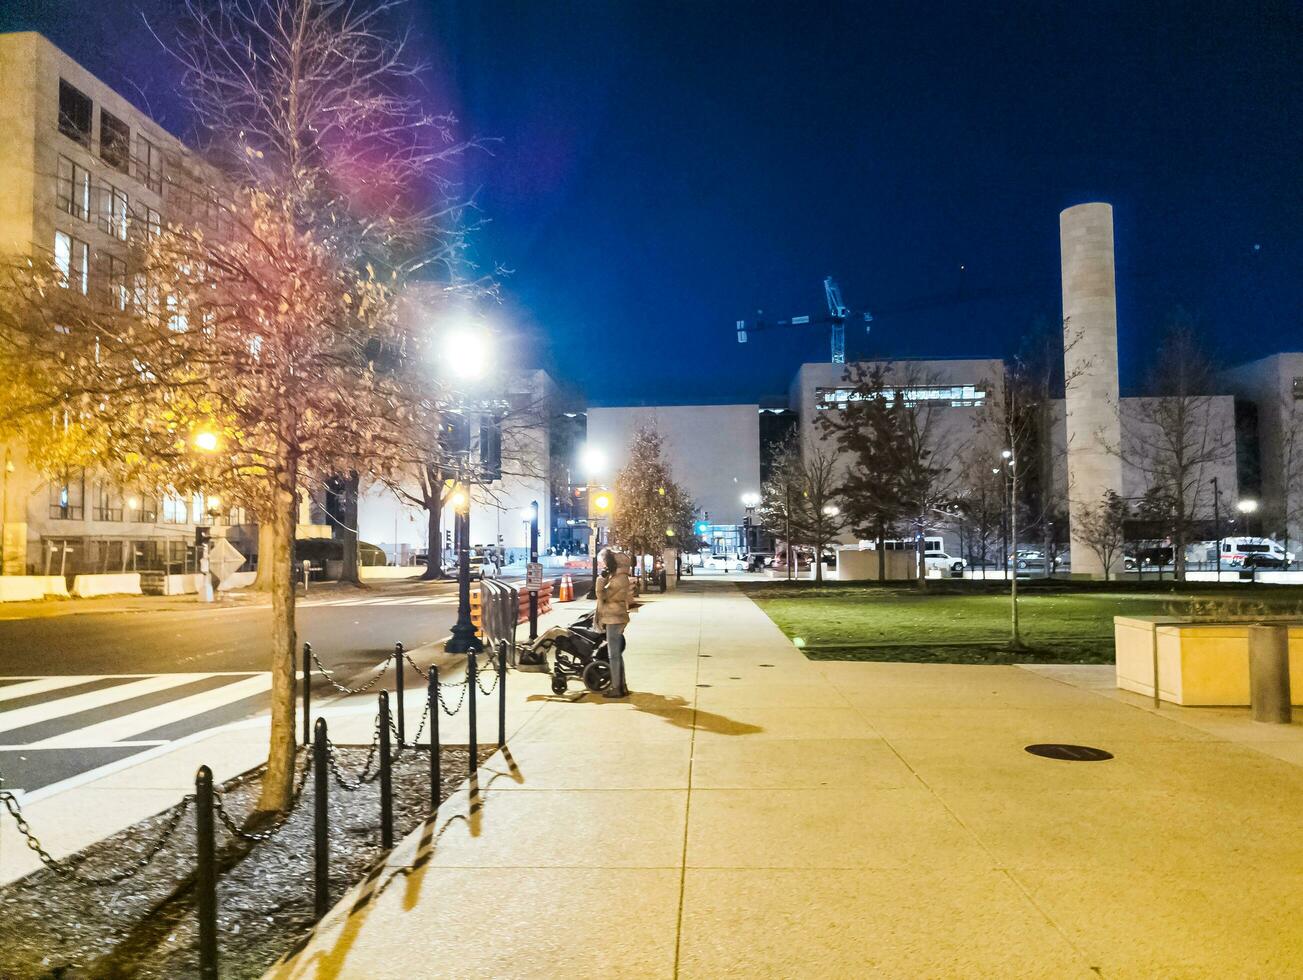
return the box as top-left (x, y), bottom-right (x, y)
top-left (525, 561), bottom-right (543, 592)
top-left (208, 538), bottom-right (246, 584)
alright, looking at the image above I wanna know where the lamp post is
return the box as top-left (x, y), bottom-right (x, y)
top-left (581, 446), bottom-right (605, 598)
top-left (1211, 476), bottom-right (1222, 582)
top-left (741, 492), bottom-right (759, 560)
top-left (445, 483), bottom-right (482, 653)
top-left (1238, 498), bottom-right (1260, 582)
top-left (528, 499), bottom-right (539, 641)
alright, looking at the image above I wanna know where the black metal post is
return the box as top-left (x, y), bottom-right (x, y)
top-left (394, 642), bottom-right (405, 744)
top-left (1213, 476), bottom-right (1222, 582)
top-left (378, 691), bottom-right (393, 850)
top-left (498, 640), bottom-right (507, 748)
top-left (195, 765), bottom-right (218, 979)
top-left (302, 642), bottom-right (312, 747)
top-left (528, 499), bottom-right (540, 641)
top-left (446, 492), bottom-right (483, 654)
top-left (429, 666), bottom-right (440, 813)
top-left (313, 718), bottom-right (329, 919)
top-left (467, 650), bottom-right (478, 777)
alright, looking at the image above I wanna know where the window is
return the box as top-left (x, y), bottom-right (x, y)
top-left (58, 79), bottom-right (92, 146)
top-left (815, 383), bottom-right (987, 410)
top-left (162, 495), bottom-right (189, 524)
top-left (56, 156), bottom-right (91, 221)
top-left (50, 469), bottom-right (85, 520)
top-left (92, 483), bottom-right (123, 522)
top-left (146, 207), bottom-right (161, 241)
top-left (99, 109), bottom-right (130, 173)
top-left (128, 493), bottom-right (158, 522)
top-left (104, 253), bottom-right (128, 310)
top-left (98, 183), bottom-right (129, 240)
top-left (54, 231), bottom-right (89, 294)
top-left (137, 135), bottom-right (163, 193)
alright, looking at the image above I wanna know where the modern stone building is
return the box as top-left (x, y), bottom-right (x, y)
top-left (0, 32), bottom-right (331, 581)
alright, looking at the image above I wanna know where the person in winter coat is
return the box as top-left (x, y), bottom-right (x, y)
top-left (594, 549), bottom-right (631, 698)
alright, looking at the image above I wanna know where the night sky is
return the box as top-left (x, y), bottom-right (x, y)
top-left (4, 1), bottom-right (1300, 405)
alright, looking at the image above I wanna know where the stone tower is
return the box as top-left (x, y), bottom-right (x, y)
top-left (1060, 203), bottom-right (1124, 578)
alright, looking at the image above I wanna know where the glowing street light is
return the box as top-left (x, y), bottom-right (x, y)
top-left (1237, 499), bottom-right (1259, 514)
top-left (580, 445), bottom-right (605, 477)
top-left (822, 504), bottom-right (840, 517)
top-left (442, 322), bottom-right (491, 380)
top-left (193, 430), bottom-right (219, 453)
top-left (593, 493), bottom-right (612, 512)
top-left (741, 492), bottom-right (760, 507)
top-left (450, 489), bottom-right (468, 510)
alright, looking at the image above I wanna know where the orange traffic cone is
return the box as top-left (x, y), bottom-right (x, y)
top-left (558, 574), bottom-right (574, 602)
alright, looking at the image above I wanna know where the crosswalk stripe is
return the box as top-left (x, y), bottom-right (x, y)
top-left (31, 674), bottom-right (271, 749)
top-left (0, 675), bottom-right (117, 706)
top-left (0, 674), bottom-right (208, 737)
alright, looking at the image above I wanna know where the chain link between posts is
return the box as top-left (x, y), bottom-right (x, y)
top-left (211, 752), bottom-right (314, 843)
top-left (311, 646), bottom-right (392, 695)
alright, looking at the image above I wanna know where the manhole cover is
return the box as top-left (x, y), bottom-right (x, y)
top-left (1024, 744), bottom-right (1113, 762)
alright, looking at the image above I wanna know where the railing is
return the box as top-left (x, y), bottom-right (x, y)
top-left (2, 637), bottom-right (511, 977)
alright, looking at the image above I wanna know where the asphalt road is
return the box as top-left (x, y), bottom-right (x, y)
top-left (0, 580), bottom-right (478, 793)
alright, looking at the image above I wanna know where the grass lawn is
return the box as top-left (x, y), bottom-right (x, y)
top-left (740, 580), bottom-right (1303, 664)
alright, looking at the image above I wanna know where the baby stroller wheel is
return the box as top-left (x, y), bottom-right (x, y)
top-left (582, 660), bottom-right (611, 692)
top-left (550, 672), bottom-right (568, 696)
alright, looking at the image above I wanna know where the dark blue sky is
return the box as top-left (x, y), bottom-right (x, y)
top-left (5, 1), bottom-right (1300, 404)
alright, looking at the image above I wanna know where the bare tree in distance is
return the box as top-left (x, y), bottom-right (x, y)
top-left (1114, 320), bottom-right (1235, 582)
top-left (760, 437), bottom-right (848, 583)
top-left (1075, 489), bottom-right (1130, 581)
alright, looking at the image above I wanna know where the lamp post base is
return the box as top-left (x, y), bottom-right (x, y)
top-left (445, 621), bottom-right (483, 654)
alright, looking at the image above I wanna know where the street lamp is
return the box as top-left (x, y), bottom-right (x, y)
top-left (741, 492), bottom-right (760, 558)
top-left (581, 445), bottom-right (606, 598)
top-left (445, 484), bottom-right (482, 654)
top-left (442, 323), bottom-right (492, 380)
top-left (193, 430), bottom-right (219, 453)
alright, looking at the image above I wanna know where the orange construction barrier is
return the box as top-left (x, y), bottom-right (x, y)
top-left (470, 586), bottom-right (482, 628)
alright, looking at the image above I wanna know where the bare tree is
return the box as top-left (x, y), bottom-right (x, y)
top-left (759, 438), bottom-right (847, 583)
top-left (1119, 322), bottom-right (1234, 582)
top-left (1075, 489), bottom-right (1129, 581)
top-left (0, 0), bottom-right (488, 815)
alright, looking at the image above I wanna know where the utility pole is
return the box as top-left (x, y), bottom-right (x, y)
top-left (1212, 476), bottom-right (1221, 582)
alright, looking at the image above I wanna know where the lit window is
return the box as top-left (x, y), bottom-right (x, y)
top-left (98, 184), bottom-right (129, 240)
top-left (54, 231), bottom-right (89, 293)
top-left (162, 495), bottom-right (189, 524)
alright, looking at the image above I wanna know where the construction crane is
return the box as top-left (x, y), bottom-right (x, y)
top-left (735, 276), bottom-right (872, 364)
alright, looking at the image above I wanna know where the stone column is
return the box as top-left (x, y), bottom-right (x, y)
top-left (1061, 203), bottom-right (1124, 578)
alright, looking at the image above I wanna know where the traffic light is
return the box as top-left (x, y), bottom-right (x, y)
top-left (445, 529), bottom-right (452, 549)
top-left (194, 525), bottom-right (211, 549)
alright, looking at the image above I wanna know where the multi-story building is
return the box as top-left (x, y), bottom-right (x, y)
top-left (0, 32), bottom-right (330, 582)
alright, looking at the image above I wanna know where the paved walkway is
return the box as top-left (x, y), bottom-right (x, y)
top-left (272, 580), bottom-right (1303, 978)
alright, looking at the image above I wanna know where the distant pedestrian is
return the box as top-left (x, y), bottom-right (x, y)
top-left (594, 549), bottom-right (631, 698)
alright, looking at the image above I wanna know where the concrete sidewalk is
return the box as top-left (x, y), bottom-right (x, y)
top-left (272, 581), bottom-right (1303, 978)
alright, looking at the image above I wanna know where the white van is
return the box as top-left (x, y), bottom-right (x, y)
top-left (1191, 537), bottom-right (1294, 568)
top-left (864, 536), bottom-right (945, 555)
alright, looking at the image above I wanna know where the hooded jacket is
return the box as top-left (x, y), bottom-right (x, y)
top-left (595, 567), bottom-right (631, 626)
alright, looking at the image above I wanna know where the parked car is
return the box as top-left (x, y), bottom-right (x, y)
top-left (923, 552), bottom-right (966, 574)
top-left (703, 552), bottom-right (747, 572)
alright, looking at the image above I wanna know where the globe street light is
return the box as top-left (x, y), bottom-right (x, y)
top-left (442, 323), bottom-right (491, 380)
top-left (741, 492), bottom-right (760, 559)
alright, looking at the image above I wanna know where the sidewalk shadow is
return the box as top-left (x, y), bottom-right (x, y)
top-left (625, 691), bottom-right (763, 736)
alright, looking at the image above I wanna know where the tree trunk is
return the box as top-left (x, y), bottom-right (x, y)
top-left (251, 522), bottom-right (276, 591)
top-left (256, 458), bottom-right (298, 815)
top-left (420, 493), bottom-right (445, 579)
top-left (338, 470), bottom-right (361, 585)
top-left (877, 523), bottom-right (885, 582)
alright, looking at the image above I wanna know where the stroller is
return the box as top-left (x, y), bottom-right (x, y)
top-left (531, 611), bottom-right (615, 695)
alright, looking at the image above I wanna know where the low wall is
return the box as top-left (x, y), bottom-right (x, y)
top-left (164, 573), bottom-right (210, 595)
top-left (1115, 615), bottom-right (1303, 706)
top-left (0, 576), bottom-right (69, 602)
top-left (360, 566), bottom-right (424, 581)
top-left (218, 571), bottom-right (258, 592)
top-left (71, 573), bottom-right (142, 598)
top-left (831, 549), bottom-right (918, 582)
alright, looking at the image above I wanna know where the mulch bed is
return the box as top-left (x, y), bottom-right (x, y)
top-left (0, 743), bottom-right (495, 979)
